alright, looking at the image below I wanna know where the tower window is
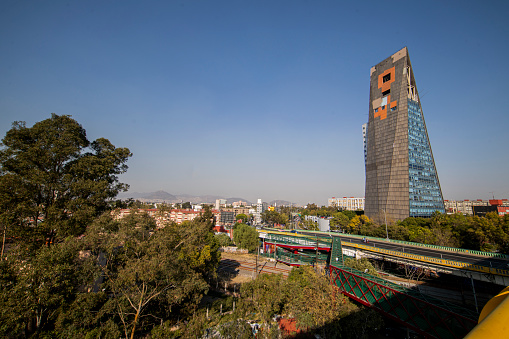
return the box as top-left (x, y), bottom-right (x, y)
top-left (382, 89), bottom-right (390, 96)
top-left (383, 73), bottom-right (391, 83)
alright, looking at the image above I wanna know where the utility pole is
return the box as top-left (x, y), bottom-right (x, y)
top-left (315, 236), bottom-right (319, 272)
top-left (382, 209), bottom-right (389, 240)
top-left (255, 242), bottom-right (259, 278)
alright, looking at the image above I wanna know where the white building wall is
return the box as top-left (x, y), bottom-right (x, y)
top-left (328, 197), bottom-right (365, 211)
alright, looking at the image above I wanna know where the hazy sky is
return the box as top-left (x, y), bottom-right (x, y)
top-left (1, 1), bottom-right (508, 205)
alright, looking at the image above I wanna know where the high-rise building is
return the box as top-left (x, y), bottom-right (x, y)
top-left (215, 199), bottom-right (227, 210)
top-left (254, 198), bottom-right (268, 225)
top-left (364, 47), bottom-right (445, 221)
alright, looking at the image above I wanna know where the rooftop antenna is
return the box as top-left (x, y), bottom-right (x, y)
top-left (489, 192), bottom-right (495, 199)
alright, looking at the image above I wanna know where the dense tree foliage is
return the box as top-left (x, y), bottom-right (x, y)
top-left (0, 213), bottom-right (220, 338)
top-left (298, 206), bottom-right (359, 232)
top-left (344, 257), bottom-right (380, 277)
top-left (300, 205), bottom-right (359, 219)
top-left (214, 233), bottom-right (233, 247)
top-left (334, 211), bottom-right (509, 253)
top-left (239, 266), bottom-right (384, 338)
top-left (235, 213), bottom-right (248, 223)
top-left (232, 223), bottom-right (258, 251)
top-left (299, 218), bottom-right (319, 231)
top-left (0, 114), bottom-right (131, 250)
top-left (181, 201), bottom-right (192, 209)
top-left (261, 210), bottom-right (288, 226)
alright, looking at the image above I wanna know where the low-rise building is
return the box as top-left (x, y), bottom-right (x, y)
top-left (113, 208), bottom-right (220, 227)
top-left (222, 207), bottom-right (251, 217)
top-left (304, 215), bottom-right (330, 232)
top-left (473, 200), bottom-right (509, 217)
top-left (231, 200), bottom-right (248, 207)
top-left (328, 197), bottom-right (365, 211)
top-left (444, 199), bottom-right (509, 216)
top-left (219, 211), bottom-right (235, 226)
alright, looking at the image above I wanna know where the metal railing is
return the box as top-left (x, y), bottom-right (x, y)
top-left (293, 229), bottom-right (509, 259)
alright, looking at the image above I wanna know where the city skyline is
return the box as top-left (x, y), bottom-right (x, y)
top-left (1, 1), bottom-right (509, 206)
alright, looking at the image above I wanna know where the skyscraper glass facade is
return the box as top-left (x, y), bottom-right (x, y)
top-left (407, 99), bottom-right (445, 217)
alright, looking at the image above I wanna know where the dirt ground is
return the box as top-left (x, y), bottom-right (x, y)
top-left (220, 251), bottom-right (258, 262)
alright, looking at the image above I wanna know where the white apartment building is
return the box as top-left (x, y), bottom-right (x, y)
top-left (328, 197), bottom-right (365, 211)
top-left (232, 200), bottom-right (248, 207)
top-left (215, 199), bottom-right (227, 210)
top-left (254, 198), bottom-right (268, 225)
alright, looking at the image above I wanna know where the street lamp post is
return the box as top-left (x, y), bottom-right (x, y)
top-left (382, 209), bottom-right (389, 240)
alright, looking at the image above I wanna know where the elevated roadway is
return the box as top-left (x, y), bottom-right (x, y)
top-left (260, 228), bottom-right (509, 285)
top-left (301, 230), bottom-right (509, 270)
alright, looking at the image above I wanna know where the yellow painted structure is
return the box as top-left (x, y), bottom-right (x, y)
top-left (464, 286), bottom-right (509, 338)
top-left (343, 242), bottom-right (509, 277)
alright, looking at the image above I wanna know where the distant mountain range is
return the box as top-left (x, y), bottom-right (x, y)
top-left (117, 190), bottom-right (254, 205)
top-left (270, 200), bottom-right (294, 207)
top-left (117, 190), bottom-right (294, 206)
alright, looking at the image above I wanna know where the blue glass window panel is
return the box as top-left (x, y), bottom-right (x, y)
top-left (407, 99), bottom-right (445, 217)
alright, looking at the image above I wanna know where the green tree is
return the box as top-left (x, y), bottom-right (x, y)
top-left (195, 204), bottom-right (215, 227)
top-left (241, 273), bottom-right (285, 321)
top-left (299, 218), bottom-right (319, 231)
top-left (181, 201), bottom-right (192, 209)
top-left (330, 212), bottom-right (349, 232)
top-left (346, 215), bottom-right (371, 234)
top-left (0, 211), bottom-right (221, 338)
top-left (344, 258), bottom-right (380, 277)
top-left (235, 213), bottom-right (248, 223)
top-left (305, 203), bottom-right (318, 211)
top-left (341, 210), bottom-right (358, 220)
top-left (284, 266), bottom-right (360, 335)
top-left (77, 213), bottom-right (219, 338)
top-left (262, 210), bottom-right (288, 226)
top-left (238, 266), bottom-right (380, 338)
top-left (0, 173), bottom-right (27, 258)
top-left (233, 223), bottom-right (259, 251)
top-left (0, 114), bottom-right (132, 248)
top-left (215, 233), bottom-right (233, 247)
top-left (0, 236), bottom-right (97, 337)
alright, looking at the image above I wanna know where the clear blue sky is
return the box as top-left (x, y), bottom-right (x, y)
top-left (1, 1), bottom-right (508, 205)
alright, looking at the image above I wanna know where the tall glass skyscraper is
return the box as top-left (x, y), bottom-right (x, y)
top-left (364, 47), bottom-right (445, 221)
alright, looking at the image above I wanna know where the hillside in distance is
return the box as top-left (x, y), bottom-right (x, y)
top-left (270, 200), bottom-right (293, 207)
top-left (117, 190), bottom-right (253, 205)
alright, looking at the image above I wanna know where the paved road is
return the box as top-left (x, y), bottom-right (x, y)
top-left (297, 231), bottom-right (509, 269)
